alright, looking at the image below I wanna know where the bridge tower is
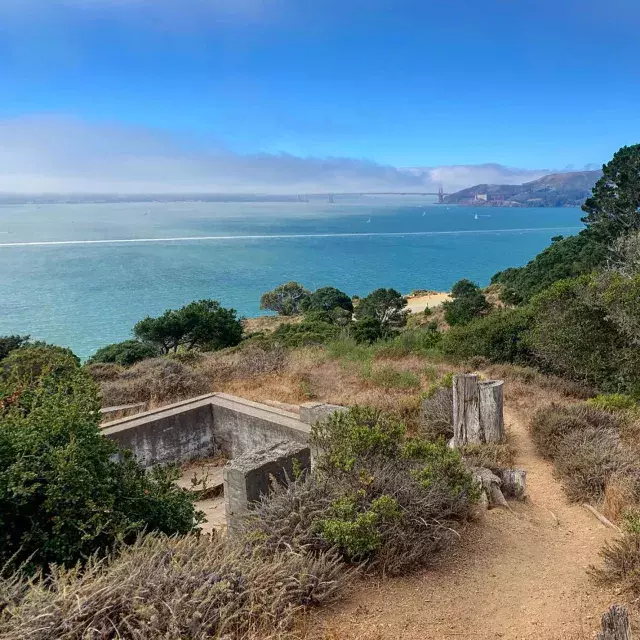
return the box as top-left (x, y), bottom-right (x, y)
top-left (437, 185), bottom-right (444, 204)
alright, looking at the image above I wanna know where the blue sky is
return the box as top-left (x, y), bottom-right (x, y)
top-left (1, 0), bottom-right (639, 193)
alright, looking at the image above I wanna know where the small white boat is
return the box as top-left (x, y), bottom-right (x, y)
top-left (474, 213), bottom-right (479, 220)
top-left (366, 217), bottom-right (371, 223)
top-left (422, 211), bottom-right (426, 217)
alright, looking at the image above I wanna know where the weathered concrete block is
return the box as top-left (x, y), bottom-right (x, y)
top-left (299, 402), bottom-right (346, 425)
top-left (223, 441), bottom-right (311, 533)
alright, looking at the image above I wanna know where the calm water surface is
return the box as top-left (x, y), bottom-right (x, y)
top-left (0, 198), bottom-right (583, 358)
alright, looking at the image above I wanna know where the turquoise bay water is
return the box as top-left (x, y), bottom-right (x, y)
top-left (0, 198), bottom-right (583, 359)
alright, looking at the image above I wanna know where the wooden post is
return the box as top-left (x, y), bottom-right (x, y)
top-left (453, 374), bottom-right (480, 446)
top-left (598, 605), bottom-right (632, 640)
top-left (479, 380), bottom-right (505, 443)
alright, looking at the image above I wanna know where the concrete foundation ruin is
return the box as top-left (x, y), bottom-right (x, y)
top-left (101, 394), bottom-right (342, 532)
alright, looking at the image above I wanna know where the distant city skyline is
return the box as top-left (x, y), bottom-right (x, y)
top-left (0, 0), bottom-right (638, 193)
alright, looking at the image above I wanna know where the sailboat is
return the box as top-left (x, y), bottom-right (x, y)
top-left (366, 217), bottom-right (371, 223)
top-left (474, 213), bottom-right (479, 220)
top-left (422, 211), bottom-right (426, 217)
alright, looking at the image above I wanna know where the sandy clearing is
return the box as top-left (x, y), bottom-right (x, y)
top-left (406, 292), bottom-right (451, 314)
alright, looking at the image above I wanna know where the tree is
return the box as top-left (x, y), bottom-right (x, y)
top-left (0, 335), bottom-right (29, 362)
top-left (260, 282), bottom-right (310, 316)
top-left (350, 317), bottom-right (384, 344)
top-left (134, 299), bottom-right (243, 354)
top-left (442, 279), bottom-right (490, 326)
top-left (301, 286), bottom-right (354, 314)
top-left (87, 340), bottom-right (159, 367)
top-left (582, 144), bottom-right (640, 240)
top-left (355, 288), bottom-right (408, 331)
top-left (0, 351), bottom-right (199, 571)
top-left (491, 231), bottom-right (606, 304)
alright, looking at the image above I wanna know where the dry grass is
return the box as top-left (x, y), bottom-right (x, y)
top-left (0, 534), bottom-right (348, 640)
top-left (243, 315), bottom-right (303, 336)
top-left (97, 358), bottom-right (211, 407)
top-left (461, 441), bottom-right (516, 472)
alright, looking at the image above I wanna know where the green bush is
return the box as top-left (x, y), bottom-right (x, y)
top-left (350, 317), bottom-right (385, 344)
top-left (87, 339), bottom-right (159, 366)
top-left (301, 286), bottom-right (353, 314)
top-left (0, 335), bottom-right (29, 362)
top-left (311, 406), bottom-right (406, 472)
top-left (0, 359), bottom-right (200, 571)
top-left (269, 317), bottom-right (339, 347)
top-left (491, 231), bottom-right (607, 304)
top-left (442, 279), bottom-right (490, 326)
top-left (0, 343), bottom-right (80, 392)
top-left (528, 277), bottom-right (639, 391)
top-left (317, 494), bottom-right (402, 562)
top-left (588, 394), bottom-right (638, 412)
top-left (440, 307), bottom-right (533, 364)
top-left (374, 324), bottom-right (441, 357)
top-left (250, 407), bottom-right (475, 575)
top-left (354, 288), bottom-right (408, 331)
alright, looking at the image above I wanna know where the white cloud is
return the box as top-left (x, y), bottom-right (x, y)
top-left (0, 115), bottom-right (552, 194)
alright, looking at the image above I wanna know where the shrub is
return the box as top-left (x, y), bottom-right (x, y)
top-left (442, 279), bottom-right (490, 326)
top-left (134, 299), bottom-right (243, 354)
top-left (588, 394), bottom-right (638, 412)
top-left (528, 277), bottom-right (637, 391)
top-left (375, 325), bottom-right (441, 357)
top-left (554, 427), bottom-right (633, 502)
top-left (301, 286), bottom-right (353, 314)
top-left (260, 281), bottom-right (310, 316)
top-left (268, 317), bottom-right (339, 347)
top-left (491, 231), bottom-right (607, 304)
top-left (0, 343), bottom-right (80, 392)
top-left (299, 407), bottom-right (476, 574)
top-left (419, 385), bottom-right (453, 441)
top-left (440, 307), bottom-right (533, 364)
top-left (530, 402), bottom-right (623, 459)
top-left (99, 357), bottom-right (210, 407)
top-left (87, 339), bottom-right (159, 366)
top-left (355, 288), bottom-right (408, 331)
top-left (592, 532), bottom-right (640, 595)
top-left (0, 363), bottom-right (199, 571)
top-left (350, 317), bottom-right (384, 344)
top-left (0, 533), bottom-right (347, 639)
top-left (84, 362), bottom-right (124, 382)
top-left (370, 366), bottom-right (420, 390)
top-left (0, 335), bottom-right (29, 362)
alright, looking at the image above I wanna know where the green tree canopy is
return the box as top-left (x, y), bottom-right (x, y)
top-left (354, 288), bottom-right (408, 331)
top-left (87, 339), bottom-right (159, 367)
top-left (301, 286), bottom-right (354, 314)
top-left (491, 231), bottom-right (606, 304)
top-left (442, 279), bottom-right (490, 326)
top-left (582, 144), bottom-right (640, 240)
top-left (260, 281), bottom-right (310, 316)
top-left (0, 335), bottom-right (29, 362)
top-left (134, 299), bottom-right (243, 354)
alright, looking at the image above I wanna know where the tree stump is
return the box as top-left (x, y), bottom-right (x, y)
top-left (598, 605), bottom-right (632, 640)
top-left (497, 469), bottom-right (527, 499)
top-left (453, 374), bottom-right (481, 446)
top-left (472, 467), bottom-right (508, 509)
top-left (479, 380), bottom-right (505, 443)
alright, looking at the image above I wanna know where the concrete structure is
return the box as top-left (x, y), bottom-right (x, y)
top-left (223, 442), bottom-right (311, 533)
top-left (102, 393), bottom-right (311, 468)
top-left (299, 401), bottom-right (346, 426)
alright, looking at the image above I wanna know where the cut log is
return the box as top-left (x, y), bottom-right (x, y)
top-left (479, 380), bottom-right (505, 443)
top-left (583, 504), bottom-right (622, 533)
top-left (497, 469), bottom-right (527, 499)
top-left (598, 605), bottom-right (632, 640)
top-left (453, 374), bottom-right (481, 446)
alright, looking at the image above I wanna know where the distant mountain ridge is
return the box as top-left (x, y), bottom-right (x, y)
top-left (443, 170), bottom-right (602, 207)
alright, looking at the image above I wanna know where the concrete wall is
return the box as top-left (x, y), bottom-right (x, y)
top-left (224, 442), bottom-right (311, 533)
top-left (101, 395), bottom-right (217, 467)
top-left (211, 393), bottom-right (310, 458)
top-left (101, 393), bottom-right (311, 468)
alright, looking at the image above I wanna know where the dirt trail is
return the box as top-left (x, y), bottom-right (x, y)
top-left (314, 403), bottom-right (621, 639)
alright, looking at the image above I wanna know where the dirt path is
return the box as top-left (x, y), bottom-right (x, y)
top-left (313, 403), bottom-right (621, 639)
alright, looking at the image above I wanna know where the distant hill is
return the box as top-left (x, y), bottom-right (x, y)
top-left (443, 170), bottom-right (601, 207)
